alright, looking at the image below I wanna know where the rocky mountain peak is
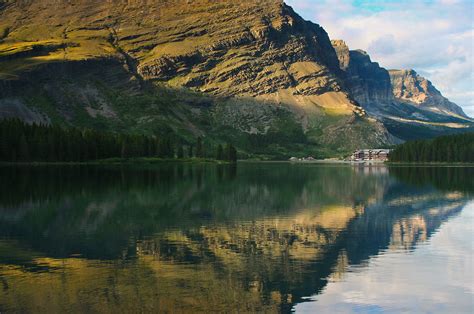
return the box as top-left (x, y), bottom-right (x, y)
top-left (389, 69), bottom-right (468, 118)
top-left (331, 40), bottom-right (392, 106)
top-left (331, 40), bottom-right (350, 70)
top-left (330, 40), bottom-right (472, 136)
top-left (389, 69), bottom-right (435, 103)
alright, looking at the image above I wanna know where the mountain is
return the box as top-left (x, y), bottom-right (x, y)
top-left (331, 40), bottom-right (393, 107)
top-left (0, 0), bottom-right (471, 157)
top-left (331, 40), bottom-right (473, 140)
top-left (389, 69), bottom-right (468, 118)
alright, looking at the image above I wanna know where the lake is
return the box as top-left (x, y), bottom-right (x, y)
top-left (0, 163), bottom-right (472, 313)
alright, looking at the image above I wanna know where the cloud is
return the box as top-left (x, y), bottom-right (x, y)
top-left (286, 0), bottom-right (474, 116)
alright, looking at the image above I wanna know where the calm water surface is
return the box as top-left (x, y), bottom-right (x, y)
top-left (0, 163), bottom-right (472, 313)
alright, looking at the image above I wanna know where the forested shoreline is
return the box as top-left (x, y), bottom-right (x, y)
top-left (389, 132), bottom-right (474, 163)
top-left (0, 119), bottom-right (237, 163)
top-left (2, 119), bottom-right (473, 164)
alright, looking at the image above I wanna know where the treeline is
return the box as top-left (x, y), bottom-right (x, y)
top-left (0, 119), bottom-right (238, 163)
top-left (389, 132), bottom-right (474, 163)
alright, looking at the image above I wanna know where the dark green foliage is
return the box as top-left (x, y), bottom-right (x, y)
top-left (216, 144), bottom-right (223, 161)
top-left (225, 143), bottom-right (238, 163)
top-left (0, 119), bottom-right (178, 162)
top-left (187, 145), bottom-right (194, 158)
top-left (214, 142), bottom-right (237, 162)
top-left (18, 134), bottom-right (29, 161)
top-left (158, 137), bottom-right (174, 159)
top-left (177, 145), bottom-right (184, 159)
top-left (196, 137), bottom-right (203, 158)
top-left (389, 132), bottom-right (474, 163)
top-left (0, 119), bottom-right (242, 162)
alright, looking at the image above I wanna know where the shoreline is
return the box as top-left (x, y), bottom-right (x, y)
top-left (0, 158), bottom-right (234, 166)
top-left (1, 159), bottom-right (473, 167)
top-left (244, 160), bottom-right (474, 166)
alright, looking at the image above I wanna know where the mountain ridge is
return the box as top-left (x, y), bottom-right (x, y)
top-left (388, 69), bottom-right (468, 118)
top-left (330, 39), bottom-right (472, 140)
top-left (0, 0), bottom-right (471, 156)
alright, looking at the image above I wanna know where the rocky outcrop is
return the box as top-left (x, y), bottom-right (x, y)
top-left (330, 40), bottom-right (472, 140)
top-left (331, 40), bottom-right (393, 107)
top-left (389, 69), bottom-right (468, 118)
top-left (331, 40), bottom-right (350, 70)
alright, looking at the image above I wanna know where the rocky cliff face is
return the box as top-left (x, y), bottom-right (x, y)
top-left (0, 0), bottom-right (353, 110)
top-left (331, 40), bottom-right (472, 140)
top-left (389, 69), bottom-right (468, 118)
top-left (331, 40), bottom-right (393, 107)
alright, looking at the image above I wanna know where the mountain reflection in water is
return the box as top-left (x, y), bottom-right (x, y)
top-left (0, 163), bottom-right (472, 313)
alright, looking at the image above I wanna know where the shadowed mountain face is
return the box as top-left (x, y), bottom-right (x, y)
top-left (331, 40), bottom-right (473, 140)
top-left (0, 163), bottom-right (472, 312)
top-left (331, 40), bottom-right (393, 106)
top-left (0, 0), bottom-right (471, 155)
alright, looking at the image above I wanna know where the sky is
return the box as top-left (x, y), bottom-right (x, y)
top-left (286, 0), bottom-right (474, 117)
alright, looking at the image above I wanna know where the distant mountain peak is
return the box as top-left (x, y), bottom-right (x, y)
top-left (330, 40), bottom-right (472, 139)
top-left (388, 69), bottom-right (469, 118)
top-left (331, 39), bottom-right (392, 105)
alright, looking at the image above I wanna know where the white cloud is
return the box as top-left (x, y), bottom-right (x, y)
top-left (286, 0), bottom-right (474, 117)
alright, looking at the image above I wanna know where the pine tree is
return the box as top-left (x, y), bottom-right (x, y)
top-left (121, 139), bottom-right (130, 159)
top-left (389, 132), bottom-right (474, 163)
top-left (155, 138), bottom-right (161, 157)
top-left (177, 145), bottom-right (184, 159)
top-left (158, 138), bottom-right (167, 158)
top-left (188, 145), bottom-right (194, 158)
top-left (225, 143), bottom-right (237, 163)
top-left (47, 133), bottom-right (57, 162)
top-left (229, 144), bottom-right (237, 163)
top-left (196, 137), bottom-right (203, 158)
top-left (0, 126), bottom-right (9, 161)
top-left (216, 144), bottom-right (223, 160)
top-left (167, 138), bottom-right (174, 158)
top-left (18, 134), bottom-right (30, 162)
